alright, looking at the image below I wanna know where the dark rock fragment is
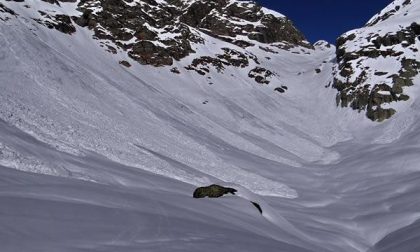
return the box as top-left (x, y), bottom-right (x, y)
top-left (251, 201), bottom-right (263, 214)
top-left (193, 184), bottom-right (237, 199)
top-left (119, 60), bottom-right (131, 67)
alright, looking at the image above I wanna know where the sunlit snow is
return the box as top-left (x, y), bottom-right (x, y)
top-left (1, 1), bottom-right (420, 252)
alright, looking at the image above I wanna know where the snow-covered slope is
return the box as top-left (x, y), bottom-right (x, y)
top-left (333, 0), bottom-right (420, 121)
top-left (1, 0), bottom-right (420, 252)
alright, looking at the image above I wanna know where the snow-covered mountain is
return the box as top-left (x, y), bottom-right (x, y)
top-left (1, 0), bottom-right (420, 251)
top-left (333, 0), bottom-right (420, 121)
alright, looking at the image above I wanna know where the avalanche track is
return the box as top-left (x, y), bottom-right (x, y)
top-left (1, 1), bottom-right (420, 251)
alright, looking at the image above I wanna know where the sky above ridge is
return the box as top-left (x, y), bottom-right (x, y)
top-left (255, 0), bottom-right (394, 44)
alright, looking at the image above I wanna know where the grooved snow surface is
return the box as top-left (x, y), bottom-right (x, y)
top-left (1, 1), bottom-right (420, 252)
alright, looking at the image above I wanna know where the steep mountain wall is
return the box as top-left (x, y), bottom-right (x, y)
top-left (333, 0), bottom-right (420, 121)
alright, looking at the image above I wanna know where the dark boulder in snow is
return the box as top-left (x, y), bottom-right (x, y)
top-left (193, 184), bottom-right (237, 198)
top-left (274, 87), bottom-right (286, 93)
top-left (119, 60), bottom-right (131, 68)
top-left (251, 201), bottom-right (263, 214)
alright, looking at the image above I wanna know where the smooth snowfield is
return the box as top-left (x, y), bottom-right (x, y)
top-left (1, 2), bottom-right (420, 252)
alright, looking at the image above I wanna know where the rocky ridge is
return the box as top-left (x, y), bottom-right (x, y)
top-left (333, 0), bottom-right (420, 121)
top-left (2, 0), bottom-right (312, 88)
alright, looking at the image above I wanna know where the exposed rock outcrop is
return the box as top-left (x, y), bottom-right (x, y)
top-left (9, 0), bottom-right (311, 67)
top-left (36, 12), bottom-right (76, 34)
top-left (185, 47), bottom-right (259, 75)
top-left (274, 86), bottom-right (288, 93)
top-left (0, 3), bottom-right (17, 17)
top-left (332, 0), bottom-right (420, 121)
top-left (248, 67), bottom-right (275, 84)
top-left (177, 0), bottom-right (311, 48)
top-left (193, 184), bottom-right (237, 198)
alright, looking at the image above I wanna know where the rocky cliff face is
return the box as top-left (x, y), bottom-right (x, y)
top-left (333, 0), bottom-right (420, 121)
top-left (2, 0), bottom-right (314, 90)
top-left (4, 0), bottom-right (310, 68)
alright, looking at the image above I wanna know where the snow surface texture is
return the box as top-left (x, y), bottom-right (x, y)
top-left (1, 1), bottom-right (420, 251)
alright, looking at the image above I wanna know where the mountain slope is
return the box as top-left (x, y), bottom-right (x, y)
top-left (1, 0), bottom-right (420, 252)
top-left (333, 0), bottom-right (420, 121)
